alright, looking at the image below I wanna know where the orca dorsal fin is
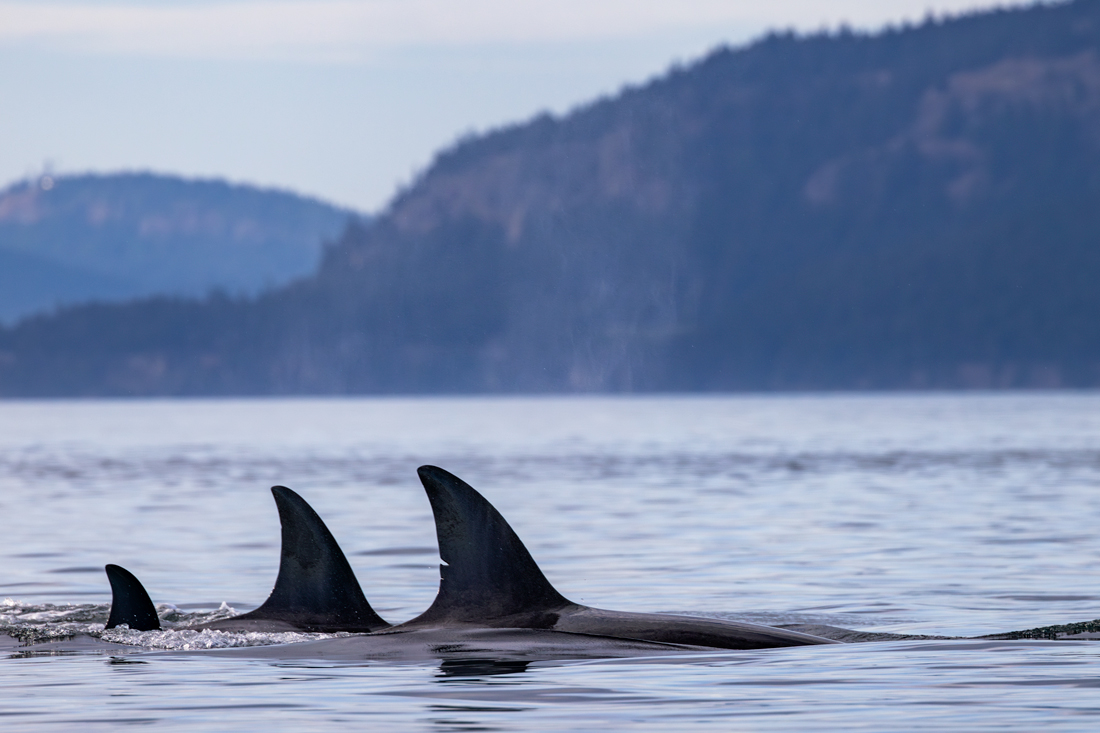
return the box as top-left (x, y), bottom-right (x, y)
top-left (413, 465), bottom-right (571, 625)
top-left (104, 564), bottom-right (161, 631)
top-left (240, 486), bottom-right (390, 632)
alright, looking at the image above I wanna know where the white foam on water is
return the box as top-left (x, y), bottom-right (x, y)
top-left (0, 600), bottom-right (346, 649)
top-left (98, 627), bottom-right (345, 650)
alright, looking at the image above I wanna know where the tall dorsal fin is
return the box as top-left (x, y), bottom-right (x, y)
top-left (413, 465), bottom-right (570, 625)
top-left (104, 564), bottom-right (161, 631)
top-left (238, 486), bottom-right (390, 632)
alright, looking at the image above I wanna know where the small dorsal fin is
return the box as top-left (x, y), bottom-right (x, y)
top-left (104, 564), bottom-right (161, 631)
top-left (237, 486), bottom-right (389, 632)
top-left (412, 465), bottom-right (570, 625)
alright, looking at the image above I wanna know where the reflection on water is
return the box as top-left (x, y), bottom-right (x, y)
top-left (437, 658), bottom-right (532, 678)
top-left (1, 394), bottom-right (1100, 729)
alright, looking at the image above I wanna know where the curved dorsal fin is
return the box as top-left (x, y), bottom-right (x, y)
top-left (412, 465), bottom-right (570, 625)
top-left (104, 564), bottom-right (161, 631)
top-left (239, 486), bottom-right (390, 632)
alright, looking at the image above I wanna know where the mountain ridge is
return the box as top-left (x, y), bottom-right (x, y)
top-left (1, 0), bottom-right (1099, 395)
top-left (0, 172), bottom-right (357, 322)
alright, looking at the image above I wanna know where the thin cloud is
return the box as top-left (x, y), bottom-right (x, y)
top-left (0, 0), bottom-right (1038, 62)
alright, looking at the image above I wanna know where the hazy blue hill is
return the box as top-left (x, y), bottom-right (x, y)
top-left (1, 0), bottom-right (1099, 396)
top-left (0, 173), bottom-right (356, 322)
top-left (0, 247), bottom-right (132, 323)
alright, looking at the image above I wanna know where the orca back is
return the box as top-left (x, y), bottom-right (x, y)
top-left (409, 465), bottom-right (571, 627)
top-left (236, 486), bottom-right (389, 632)
top-left (105, 564), bottom-right (161, 631)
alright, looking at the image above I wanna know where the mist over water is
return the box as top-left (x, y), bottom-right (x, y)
top-left (2, 394), bottom-right (1100, 729)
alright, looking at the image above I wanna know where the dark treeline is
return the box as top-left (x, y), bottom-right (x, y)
top-left (3, 0), bottom-right (1100, 396)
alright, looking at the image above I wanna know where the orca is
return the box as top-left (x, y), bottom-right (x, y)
top-left (104, 560), bottom-right (724, 660)
top-left (96, 468), bottom-right (1099, 660)
top-left (385, 466), bottom-right (837, 649)
top-left (104, 471), bottom-right (832, 657)
top-left (105, 485), bottom-right (389, 633)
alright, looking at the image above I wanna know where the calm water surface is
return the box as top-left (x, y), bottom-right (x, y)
top-left (2, 394), bottom-right (1100, 730)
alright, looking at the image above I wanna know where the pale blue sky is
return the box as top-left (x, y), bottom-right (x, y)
top-left (0, 0), bottom-right (1039, 212)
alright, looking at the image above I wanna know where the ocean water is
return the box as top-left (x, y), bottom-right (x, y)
top-left (1, 393), bottom-right (1099, 730)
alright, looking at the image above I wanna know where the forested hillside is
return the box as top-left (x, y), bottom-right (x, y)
top-left (2, 0), bottom-right (1099, 395)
